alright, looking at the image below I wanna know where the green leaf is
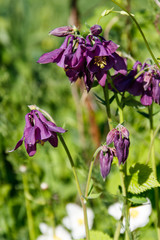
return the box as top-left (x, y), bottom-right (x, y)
top-left (90, 230), bottom-right (113, 240)
top-left (127, 163), bottom-right (160, 194)
top-left (128, 196), bottom-right (147, 205)
top-left (87, 192), bottom-right (102, 199)
top-left (94, 93), bottom-right (106, 105)
top-left (122, 96), bottom-right (143, 108)
top-left (78, 230), bottom-right (113, 240)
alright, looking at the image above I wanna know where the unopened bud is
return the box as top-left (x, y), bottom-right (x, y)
top-left (90, 25), bottom-right (102, 36)
top-left (49, 26), bottom-right (74, 37)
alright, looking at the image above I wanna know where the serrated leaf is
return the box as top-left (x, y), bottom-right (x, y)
top-left (90, 230), bottom-right (113, 240)
top-left (127, 163), bottom-right (160, 194)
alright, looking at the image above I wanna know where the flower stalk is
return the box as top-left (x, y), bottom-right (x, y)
top-left (22, 171), bottom-right (35, 240)
top-left (148, 105), bottom-right (160, 239)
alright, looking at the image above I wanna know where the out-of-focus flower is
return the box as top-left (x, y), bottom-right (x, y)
top-left (108, 202), bottom-right (123, 220)
top-left (106, 124), bottom-right (130, 165)
top-left (99, 145), bottom-right (116, 180)
top-left (62, 203), bottom-right (94, 239)
top-left (19, 165), bottom-right (27, 173)
top-left (108, 199), bottom-right (152, 232)
top-left (40, 182), bottom-right (48, 190)
top-left (9, 110), bottom-right (66, 157)
top-left (37, 223), bottom-right (71, 240)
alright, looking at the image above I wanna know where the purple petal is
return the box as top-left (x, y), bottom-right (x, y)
top-left (140, 90), bottom-right (152, 106)
top-left (24, 141), bottom-right (37, 157)
top-left (100, 149), bottom-right (113, 180)
top-left (33, 112), bottom-right (51, 140)
top-left (9, 136), bottom-right (24, 152)
top-left (48, 133), bottom-right (58, 147)
top-left (37, 49), bottom-right (64, 64)
top-left (46, 122), bottom-right (66, 133)
top-left (112, 53), bottom-right (127, 75)
top-left (106, 129), bottom-right (118, 145)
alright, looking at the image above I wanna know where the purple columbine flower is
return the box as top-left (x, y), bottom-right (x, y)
top-left (106, 124), bottom-right (130, 165)
top-left (86, 35), bottom-right (127, 86)
top-left (9, 110), bottom-right (66, 157)
top-left (99, 145), bottom-right (116, 180)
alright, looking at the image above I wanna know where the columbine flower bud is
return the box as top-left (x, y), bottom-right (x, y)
top-left (114, 133), bottom-right (130, 165)
top-left (49, 26), bottom-right (74, 37)
top-left (90, 25), bottom-right (102, 36)
top-left (99, 146), bottom-right (115, 180)
top-left (106, 124), bottom-right (130, 165)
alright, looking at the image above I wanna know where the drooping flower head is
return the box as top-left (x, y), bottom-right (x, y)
top-left (99, 145), bottom-right (116, 180)
top-left (37, 24), bottom-right (127, 91)
top-left (106, 124), bottom-right (130, 165)
top-left (9, 110), bottom-right (66, 157)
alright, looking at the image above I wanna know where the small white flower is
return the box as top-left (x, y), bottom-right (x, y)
top-left (40, 182), bottom-right (48, 190)
top-left (19, 165), bottom-right (27, 173)
top-left (108, 199), bottom-right (152, 232)
top-left (108, 202), bottom-right (123, 220)
top-left (62, 203), bottom-right (94, 239)
top-left (37, 223), bottom-right (71, 240)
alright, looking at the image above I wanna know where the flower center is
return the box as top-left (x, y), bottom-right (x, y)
top-left (77, 218), bottom-right (84, 226)
top-left (130, 208), bottom-right (139, 218)
top-left (94, 56), bottom-right (107, 69)
top-left (53, 235), bottom-right (61, 240)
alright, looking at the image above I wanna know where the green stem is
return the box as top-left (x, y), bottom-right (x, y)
top-left (114, 221), bottom-right (121, 240)
top-left (103, 83), bottom-right (113, 131)
top-left (85, 147), bottom-right (102, 198)
top-left (148, 105), bottom-right (160, 239)
top-left (22, 173), bottom-right (35, 240)
top-left (111, 0), bottom-right (160, 70)
top-left (116, 96), bottom-right (132, 240)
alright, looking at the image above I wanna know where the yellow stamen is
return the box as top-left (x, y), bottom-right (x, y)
top-left (53, 235), bottom-right (61, 240)
top-left (130, 208), bottom-right (139, 218)
top-left (77, 218), bottom-right (84, 225)
top-left (94, 56), bottom-right (107, 69)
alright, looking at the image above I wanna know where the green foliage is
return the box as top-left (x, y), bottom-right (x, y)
top-left (79, 230), bottom-right (113, 240)
top-left (127, 163), bottom-right (160, 194)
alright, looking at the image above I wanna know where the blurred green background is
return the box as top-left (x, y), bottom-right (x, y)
top-left (0, 0), bottom-right (160, 239)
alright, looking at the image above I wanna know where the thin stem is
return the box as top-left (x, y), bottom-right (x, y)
top-left (148, 105), bottom-right (160, 239)
top-left (85, 147), bottom-right (102, 198)
top-left (22, 173), bottom-right (35, 240)
top-left (103, 83), bottom-right (113, 131)
top-left (114, 221), bottom-right (121, 240)
top-left (146, 121), bottom-right (160, 164)
top-left (111, 0), bottom-right (160, 70)
top-left (115, 96), bottom-right (132, 240)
